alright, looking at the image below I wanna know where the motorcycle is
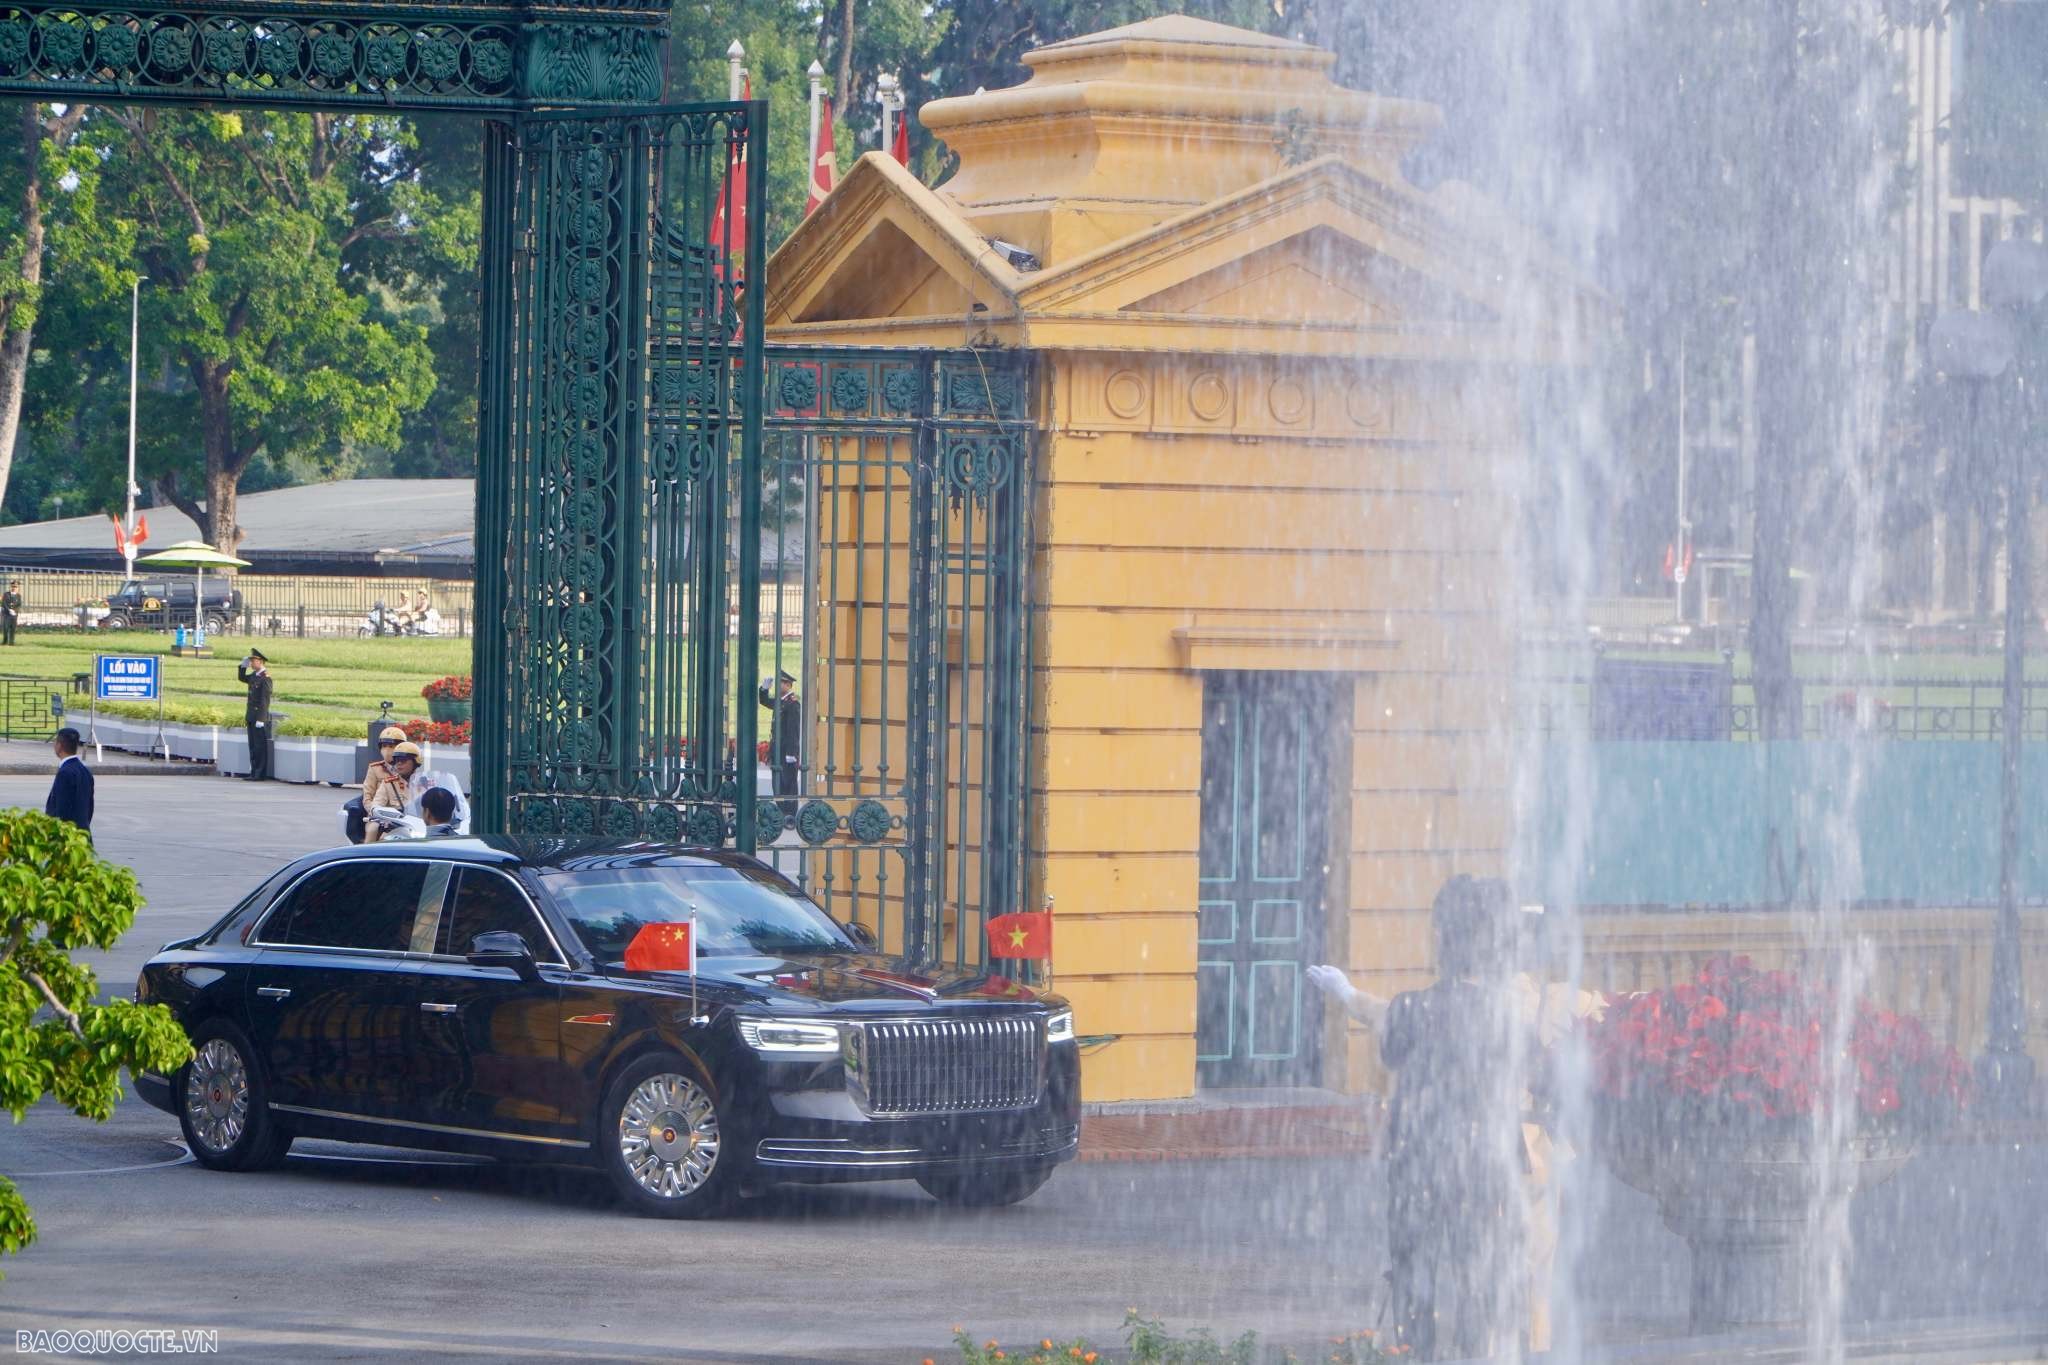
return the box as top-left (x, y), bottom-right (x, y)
top-left (337, 774), bottom-right (471, 844)
top-left (358, 603), bottom-right (402, 637)
top-left (356, 604), bottom-right (445, 638)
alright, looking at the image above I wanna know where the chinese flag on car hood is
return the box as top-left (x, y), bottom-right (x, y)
top-left (986, 911), bottom-right (1051, 959)
top-left (624, 920), bottom-right (697, 972)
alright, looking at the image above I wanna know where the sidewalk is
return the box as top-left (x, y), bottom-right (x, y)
top-left (0, 736), bottom-right (216, 776)
top-left (1079, 1087), bottom-right (1380, 1162)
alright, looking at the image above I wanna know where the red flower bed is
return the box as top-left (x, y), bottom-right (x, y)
top-left (1588, 955), bottom-right (1967, 1135)
top-left (402, 717), bottom-right (471, 746)
top-left (421, 675), bottom-right (473, 702)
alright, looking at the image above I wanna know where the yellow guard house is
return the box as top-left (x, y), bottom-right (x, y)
top-left (764, 16), bottom-right (1598, 1103)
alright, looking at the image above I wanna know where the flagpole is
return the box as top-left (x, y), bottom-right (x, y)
top-left (877, 72), bottom-right (896, 158)
top-left (808, 61), bottom-right (824, 184)
top-left (726, 39), bottom-right (744, 101)
top-left (124, 275), bottom-right (145, 585)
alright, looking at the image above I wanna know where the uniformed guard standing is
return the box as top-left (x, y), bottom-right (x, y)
top-left (758, 670), bottom-right (801, 824)
top-left (1, 579), bottom-right (23, 646)
top-left (239, 648), bottom-right (274, 781)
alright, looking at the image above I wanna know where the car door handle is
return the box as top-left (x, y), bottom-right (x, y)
top-left (420, 1002), bottom-right (457, 1014)
top-left (256, 986), bottom-right (291, 1000)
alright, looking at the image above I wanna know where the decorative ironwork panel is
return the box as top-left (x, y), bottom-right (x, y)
top-left (475, 103), bottom-right (764, 838)
top-left (0, 0), bottom-right (663, 108)
top-left (754, 348), bottom-right (1036, 971)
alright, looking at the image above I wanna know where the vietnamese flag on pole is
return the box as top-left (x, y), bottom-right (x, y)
top-left (806, 96), bottom-right (836, 216)
top-left (623, 919), bottom-right (698, 972)
top-left (986, 911), bottom-right (1051, 959)
top-left (111, 515), bottom-right (127, 555)
top-left (709, 78), bottom-right (750, 284)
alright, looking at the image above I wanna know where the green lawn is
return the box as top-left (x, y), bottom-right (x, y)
top-left (3, 629), bottom-right (808, 740)
top-left (4, 630), bottom-right (472, 737)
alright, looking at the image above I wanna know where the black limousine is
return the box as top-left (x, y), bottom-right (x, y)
top-left (135, 839), bottom-right (1079, 1217)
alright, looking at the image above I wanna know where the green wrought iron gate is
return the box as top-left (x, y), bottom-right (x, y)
top-left (472, 103), bottom-right (769, 847)
top-left (466, 104), bottom-right (1037, 968)
top-left (753, 348), bottom-right (1036, 968)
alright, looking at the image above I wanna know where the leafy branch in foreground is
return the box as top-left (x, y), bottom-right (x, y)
top-left (0, 811), bottom-right (193, 1272)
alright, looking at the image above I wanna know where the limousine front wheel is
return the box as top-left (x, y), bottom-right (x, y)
top-left (600, 1054), bottom-right (735, 1218)
top-left (177, 1021), bottom-right (292, 1172)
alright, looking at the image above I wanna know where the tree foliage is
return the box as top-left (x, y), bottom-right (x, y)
top-left (10, 109), bottom-right (446, 542)
top-left (0, 810), bottom-right (192, 1272)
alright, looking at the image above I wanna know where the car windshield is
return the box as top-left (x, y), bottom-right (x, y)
top-left (540, 863), bottom-right (855, 962)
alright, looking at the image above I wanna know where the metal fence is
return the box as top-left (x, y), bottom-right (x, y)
top-left (0, 675), bottom-right (69, 739)
top-left (1529, 670), bottom-right (2048, 740)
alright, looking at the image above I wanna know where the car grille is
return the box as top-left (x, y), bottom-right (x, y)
top-left (858, 1016), bottom-right (1042, 1115)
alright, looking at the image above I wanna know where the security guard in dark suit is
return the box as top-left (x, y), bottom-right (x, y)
top-left (239, 649), bottom-right (274, 781)
top-left (758, 670), bottom-right (801, 823)
top-left (1, 579), bottom-right (22, 645)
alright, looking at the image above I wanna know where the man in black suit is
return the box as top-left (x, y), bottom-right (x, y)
top-left (758, 670), bottom-right (801, 824)
top-left (1, 579), bottom-right (22, 646)
top-left (45, 727), bottom-right (93, 833)
top-left (239, 649), bottom-right (274, 781)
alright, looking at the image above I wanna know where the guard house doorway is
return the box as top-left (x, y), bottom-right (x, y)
top-left (1195, 672), bottom-right (1344, 1088)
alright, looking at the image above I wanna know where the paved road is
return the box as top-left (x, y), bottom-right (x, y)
top-left (1, 774), bottom-right (2045, 1362)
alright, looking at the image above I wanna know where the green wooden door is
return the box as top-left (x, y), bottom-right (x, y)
top-left (1196, 674), bottom-right (1334, 1088)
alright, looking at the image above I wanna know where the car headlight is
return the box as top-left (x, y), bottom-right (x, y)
top-left (737, 1018), bottom-right (840, 1054)
top-left (1045, 1008), bottom-right (1075, 1043)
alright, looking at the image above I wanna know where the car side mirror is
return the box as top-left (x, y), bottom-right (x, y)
top-left (844, 919), bottom-right (878, 950)
top-left (467, 929), bottom-right (541, 981)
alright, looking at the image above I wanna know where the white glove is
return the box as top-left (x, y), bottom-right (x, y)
top-left (1304, 963), bottom-right (1357, 1005)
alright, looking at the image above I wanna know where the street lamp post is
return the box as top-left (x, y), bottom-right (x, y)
top-left (1931, 235), bottom-right (2048, 1116)
top-left (124, 274), bottom-right (146, 584)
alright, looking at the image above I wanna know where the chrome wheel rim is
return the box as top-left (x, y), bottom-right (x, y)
top-left (618, 1073), bottom-right (720, 1198)
top-left (183, 1039), bottom-right (251, 1155)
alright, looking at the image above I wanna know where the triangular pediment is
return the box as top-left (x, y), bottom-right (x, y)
top-left (765, 154), bottom-right (1023, 330)
top-left (1016, 156), bottom-right (1588, 331)
top-left (1124, 225), bottom-right (1493, 327)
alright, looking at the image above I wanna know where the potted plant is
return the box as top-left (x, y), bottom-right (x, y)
top-left (422, 675), bottom-right (473, 725)
top-left (1587, 956), bottom-right (1967, 1331)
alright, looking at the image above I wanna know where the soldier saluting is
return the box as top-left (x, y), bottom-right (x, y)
top-left (758, 669), bottom-right (800, 824)
top-left (239, 648), bottom-right (274, 781)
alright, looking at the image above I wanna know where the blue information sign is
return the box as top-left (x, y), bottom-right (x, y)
top-left (95, 654), bottom-right (160, 702)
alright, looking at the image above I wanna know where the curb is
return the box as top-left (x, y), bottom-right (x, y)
top-left (0, 762), bottom-right (216, 777)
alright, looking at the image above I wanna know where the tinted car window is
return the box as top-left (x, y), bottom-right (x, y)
top-left (269, 862), bottom-right (430, 952)
top-left (541, 864), bottom-right (853, 962)
top-left (441, 868), bottom-right (556, 962)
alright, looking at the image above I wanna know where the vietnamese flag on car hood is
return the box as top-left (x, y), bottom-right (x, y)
top-left (623, 919), bottom-right (697, 973)
top-left (986, 911), bottom-right (1051, 959)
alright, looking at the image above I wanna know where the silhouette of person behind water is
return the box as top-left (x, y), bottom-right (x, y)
top-left (1379, 874), bottom-right (1530, 1360)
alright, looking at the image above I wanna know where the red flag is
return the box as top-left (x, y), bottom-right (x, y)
top-left (111, 515), bottom-right (127, 555)
top-left (132, 513), bottom-right (149, 548)
top-left (891, 110), bottom-right (909, 167)
top-left (623, 919), bottom-right (697, 973)
top-left (709, 76), bottom-right (750, 279)
top-left (806, 96), bottom-right (836, 215)
top-left (986, 911), bottom-right (1051, 959)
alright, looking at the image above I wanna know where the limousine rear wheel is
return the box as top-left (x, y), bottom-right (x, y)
top-left (177, 1021), bottom-right (292, 1172)
top-left (600, 1054), bottom-right (735, 1218)
top-left (917, 1162), bottom-right (1055, 1208)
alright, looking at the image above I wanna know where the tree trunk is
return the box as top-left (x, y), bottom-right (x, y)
top-left (195, 363), bottom-right (242, 551)
top-left (835, 0), bottom-right (855, 110)
top-left (1747, 0), bottom-right (1804, 741)
top-left (0, 104), bottom-right (49, 518)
